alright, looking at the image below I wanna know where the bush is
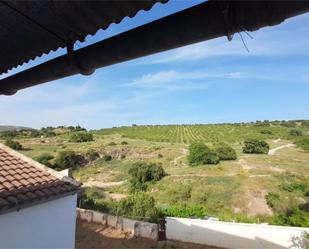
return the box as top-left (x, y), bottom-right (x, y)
top-left (54, 150), bottom-right (86, 170)
top-left (1, 131), bottom-right (17, 139)
top-left (103, 154), bottom-right (112, 161)
top-left (289, 129), bottom-right (302, 136)
top-left (272, 207), bottom-right (309, 227)
top-left (242, 139), bottom-right (269, 154)
top-left (295, 138), bottom-right (309, 151)
top-left (5, 139), bottom-right (22, 150)
top-left (260, 129), bottom-right (272, 135)
top-left (69, 132), bottom-right (93, 143)
top-left (121, 141), bottom-right (128, 145)
top-left (280, 182), bottom-right (308, 194)
top-left (108, 142), bottom-right (116, 146)
top-left (187, 142), bottom-right (220, 166)
top-left (85, 149), bottom-right (100, 161)
top-left (35, 153), bottom-right (54, 167)
top-left (115, 193), bottom-right (162, 222)
top-left (265, 192), bottom-right (281, 209)
top-left (214, 144), bottom-right (237, 160)
top-left (163, 204), bottom-right (206, 218)
top-left (128, 162), bottom-right (166, 192)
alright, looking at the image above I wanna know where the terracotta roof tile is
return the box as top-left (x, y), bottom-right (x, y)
top-left (0, 144), bottom-right (80, 212)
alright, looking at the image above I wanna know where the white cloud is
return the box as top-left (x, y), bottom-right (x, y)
top-left (143, 22), bottom-right (309, 64)
top-left (124, 70), bottom-right (244, 89)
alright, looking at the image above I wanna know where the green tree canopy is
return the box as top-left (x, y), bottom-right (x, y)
top-left (242, 139), bottom-right (269, 154)
top-left (187, 142), bottom-right (220, 166)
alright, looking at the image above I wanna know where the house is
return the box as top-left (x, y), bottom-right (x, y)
top-left (0, 143), bottom-right (80, 248)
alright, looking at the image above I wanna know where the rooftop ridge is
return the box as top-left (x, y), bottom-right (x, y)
top-left (0, 143), bottom-right (80, 187)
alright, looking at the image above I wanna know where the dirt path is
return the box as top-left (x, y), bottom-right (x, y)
top-left (268, 144), bottom-right (295, 155)
top-left (170, 148), bottom-right (188, 166)
top-left (247, 190), bottom-right (273, 216)
top-left (82, 180), bottom-right (126, 189)
top-left (273, 138), bottom-right (281, 144)
top-left (76, 219), bottom-right (221, 249)
top-left (237, 159), bottom-right (254, 170)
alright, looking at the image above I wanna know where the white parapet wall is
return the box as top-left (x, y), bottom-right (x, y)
top-left (166, 217), bottom-right (309, 249)
top-left (77, 208), bottom-right (158, 240)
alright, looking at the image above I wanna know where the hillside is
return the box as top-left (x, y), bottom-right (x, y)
top-left (0, 125), bottom-right (33, 132)
top-left (1, 120), bottom-right (308, 227)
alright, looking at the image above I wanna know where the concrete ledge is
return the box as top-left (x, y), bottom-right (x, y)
top-left (77, 208), bottom-right (158, 240)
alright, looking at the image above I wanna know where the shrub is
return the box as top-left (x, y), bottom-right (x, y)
top-left (121, 141), bottom-right (128, 145)
top-left (85, 149), bottom-right (100, 161)
top-left (69, 132), bottom-right (93, 143)
top-left (242, 139), bottom-right (269, 154)
top-left (115, 193), bottom-right (162, 222)
top-left (158, 153), bottom-right (163, 158)
top-left (301, 120), bottom-right (309, 127)
top-left (1, 130), bottom-right (18, 139)
top-left (265, 192), bottom-right (281, 209)
top-left (289, 129), bottom-right (302, 136)
top-left (128, 162), bottom-right (166, 192)
top-left (108, 142), bottom-right (116, 146)
top-left (280, 121), bottom-right (296, 127)
top-left (272, 207), bottom-right (309, 227)
top-left (187, 142), bottom-right (220, 166)
top-left (163, 204), bottom-right (206, 218)
top-left (295, 138), bottom-right (309, 151)
top-left (54, 150), bottom-right (86, 170)
top-left (214, 144), bottom-right (237, 160)
top-left (280, 182), bottom-right (308, 194)
top-left (103, 154), bottom-right (112, 161)
top-left (260, 129), bottom-right (272, 135)
top-left (35, 153), bottom-right (54, 167)
top-left (5, 139), bottom-right (22, 150)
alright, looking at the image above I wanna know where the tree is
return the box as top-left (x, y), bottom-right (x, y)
top-left (214, 144), bottom-right (237, 160)
top-left (54, 150), bottom-right (86, 170)
top-left (69, 132), bottom-right (93, 143)
top-left (128, 162), bottom-right (166, 192)
top-left (242, 139), bottom-right (269, 154)
top-left (5, 139), bottom-right (22, 150)
top-left (187, 142), bottom-right (219, 166)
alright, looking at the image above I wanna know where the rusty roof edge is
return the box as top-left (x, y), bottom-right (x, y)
top-left (0, 143), bottom-right (81, 187)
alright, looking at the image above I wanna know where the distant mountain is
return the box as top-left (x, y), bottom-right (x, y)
top-left (0, 125), bottom-right (34, 132)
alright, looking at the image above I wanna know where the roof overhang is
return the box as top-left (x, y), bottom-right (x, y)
top-left (1, 1), bottom-right (309, 95)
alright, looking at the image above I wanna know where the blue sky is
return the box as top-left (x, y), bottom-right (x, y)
top-left (1, 1), bottom-right (309, 129)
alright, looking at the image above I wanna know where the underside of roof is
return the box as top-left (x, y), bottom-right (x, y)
top-left (0, 0), bottom-right (166, 74)
top-left (0, 1), bottom-right (309, 95)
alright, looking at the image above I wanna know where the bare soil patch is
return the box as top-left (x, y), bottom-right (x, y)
top-left (76, 219), bottom-right (222, 249)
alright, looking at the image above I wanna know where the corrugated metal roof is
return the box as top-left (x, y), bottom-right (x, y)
top-left (0, 0), bottom-right (167, 74)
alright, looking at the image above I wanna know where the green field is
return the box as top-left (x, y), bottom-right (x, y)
top-left (98, 123), bottom-right (307, 144)
top-left (1, 120), bottom-right (309, 226)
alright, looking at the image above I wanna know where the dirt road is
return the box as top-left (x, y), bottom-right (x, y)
top-left (170, 148), bottom-right (188, 166)
top-left (268, 144), bottom-right (295, 155)
top-left (82, 180), bottom-right (126, 188)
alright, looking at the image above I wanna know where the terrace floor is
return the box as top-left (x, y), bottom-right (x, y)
top-left (76, 219), bottom-right (222, 249)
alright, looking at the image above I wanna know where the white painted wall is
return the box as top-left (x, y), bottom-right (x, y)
top-left (0, 194), bottom-right (77, 248)
top-left (166, 217), bottom-right (309, 249)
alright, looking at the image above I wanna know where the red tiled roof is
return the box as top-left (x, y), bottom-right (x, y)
top-left (0, 144), bottom-right (80, 213)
